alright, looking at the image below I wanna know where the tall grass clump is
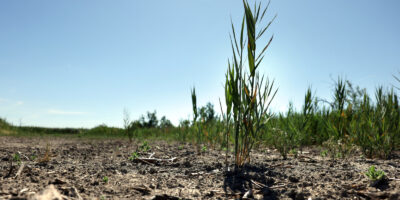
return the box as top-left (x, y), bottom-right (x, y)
top-left (222, 0), bottom-right (277, 168)
top-left (269, 87), bottom-right (315, 159)
top-left (350, 87), bottom-right (400, 158)
top-left (316, 78), bottom-right (400, 159)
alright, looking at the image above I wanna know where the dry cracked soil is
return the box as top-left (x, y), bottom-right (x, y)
top-left (0, 136), bottom-right (399, 200)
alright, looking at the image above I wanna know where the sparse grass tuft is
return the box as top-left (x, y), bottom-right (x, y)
top-left (365, 165), bottom-right (385, 181)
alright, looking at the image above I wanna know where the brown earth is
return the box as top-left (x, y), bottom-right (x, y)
top-left (0, 136), bottom-right (399, 200)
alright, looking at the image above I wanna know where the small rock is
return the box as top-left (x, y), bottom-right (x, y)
top-left (340, 190), bottom-right (348, 197)
top-left (295, 192), bottom-right (305, 200)
top-left (30, 176), bottom-right (40, 183)
top-left (204, 190), bottom-right (215, 198)
top-left (182, 161), bottom-right (191, 168)
top-left (266, 177), bottom-right (275, 185)
top-left (301, 181), bottom-right (313, 187)
top-left (193, 191), bottom-right (200, 197)
top-left (149, 168), bottom-right (157, 174)
top-left (287, 189), bottom-right (297, 199)
top-left (289, 176), bottom-right (299, 183)
top-left (261, 187), bottom-right (272, 195)
top-left (51, 178), bottom-right (67, 185)
top-left (91, 181), bottom-right (99, 186)
top-left (68, 166), bottom-right (75, 172)
top-left (104, 188), bottom-right (115, 194)
top-left (171, 163), bottom-right (180, 167)
top-left (205, 165), bottom-right (213, 171)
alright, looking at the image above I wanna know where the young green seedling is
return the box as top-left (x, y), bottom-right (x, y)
top-left (103, 176), bottom-right (109, 183)
top-left (129, 152), bottom-right (139, 161)
top-left (365, 165), bottom-right (385, 181)
top-left (13, 153), bottom-right (21, 165)
top-left (201, 145), bottom-right (207, 153)
top-left (140, 141), bottom-right (151, 152)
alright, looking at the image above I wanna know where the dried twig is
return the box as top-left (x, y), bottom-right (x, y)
top-left (15, 162), bottom-right (25, 178)
top-left (138, 157), bottom-right (177, 163)
top-left (72, 186), bottom-right (83, 200)
top-left (0, 195), bottom-right (12, 199)
top-left (148, 152), bottom-right (155, 159)
top-left (18, 188), bottom-right (29, 196)
top-left (190, 172), bottom-right (204, 176)
top-left (18, 151), bottom-right (30, 161)
top-left (242, 189), bottom-right (253, 199)
top-left (269, 184), bottom-right (286, 189)
top-left (270, 163), bottom-right (293, 168)
top-left (132, 185), bottom-right (151, 195)
top-left (352, 190), bottom-right (392, 199)
top-left (269, 163), bottom-right (283, 168)
top-left (136, 158), bottom-right (154, 165)
top-left (250, 179), bottom-right (267, 188)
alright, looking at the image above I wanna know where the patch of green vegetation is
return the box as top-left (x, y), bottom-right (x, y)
top-left (365, 166), bottom-right (385, 181)
top-left (102, 176), bottom-right (109, 183)
top-left (140, 141), bottom-right (151, 152)
top-left (128, 152), bottom-right (139, 161)
top-left (30, 155), bottom-right (37, 161)
top-left (320, 149), bottom-right (328, 157)
top-left (289, 149), bottom-right (298, 157)
top-left (201, 145), bottom-right (207, 153)
top-left (13, 152), bottom-right (21, 165)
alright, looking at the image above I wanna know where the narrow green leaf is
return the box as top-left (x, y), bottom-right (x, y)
top-left (257, 15), bottom-right (276, 40)
top-left (260, 0), bottom-right (271, 21)
top-left (231, 20), bottom-right (240, 56)
top-left (256, 35), bottom-right (273, 62)
top-left (240, 16), bottom-right (245, 49)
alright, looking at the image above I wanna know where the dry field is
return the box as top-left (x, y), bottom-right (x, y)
top-left (0, 137), bottom-right (399, 200)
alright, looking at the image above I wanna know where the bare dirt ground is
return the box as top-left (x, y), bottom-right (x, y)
top-left (0, 136), bottom-right (399, 200)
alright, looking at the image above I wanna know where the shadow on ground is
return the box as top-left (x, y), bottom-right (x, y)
top-left (223, 164), bottom-right (279, 199)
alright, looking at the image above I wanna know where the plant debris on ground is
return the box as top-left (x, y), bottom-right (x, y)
top-left (0, 137), bottom-right (399, 199)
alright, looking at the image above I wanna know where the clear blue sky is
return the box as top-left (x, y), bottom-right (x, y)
top-left (0, 0), bottom-right (399, 128)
